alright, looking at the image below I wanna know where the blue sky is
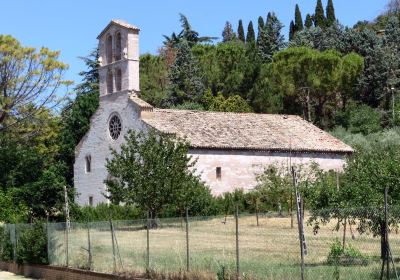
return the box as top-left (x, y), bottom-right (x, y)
top-left (0, 0), bottom-right (388, 87)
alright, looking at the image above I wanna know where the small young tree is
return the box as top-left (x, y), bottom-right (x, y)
top-left (305, 14), bottom-right (313, 28)
top-left (256, 166), bottom-right (292, 215)
top-left (106, 130), bottom-right (204, 220)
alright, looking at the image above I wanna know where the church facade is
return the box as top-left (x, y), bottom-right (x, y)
top-left (74, 20), bottom-right (353, 206)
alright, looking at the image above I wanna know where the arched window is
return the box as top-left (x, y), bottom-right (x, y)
top-left (107, 71), bottom-right (113, 93)
top-left (115, 32), bottom-right (122, 61)
top-left (85, 155), bottom-right (91, 173)
top-left (106, 35), bottom-right (113, 64)
top-left (115, 68), bottom-right (122, 92)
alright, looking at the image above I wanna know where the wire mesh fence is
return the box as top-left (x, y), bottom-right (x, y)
top-left (2, 208), bottom-right (400, 279)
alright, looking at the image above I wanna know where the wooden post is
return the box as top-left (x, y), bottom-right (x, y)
top-left (292, 167), bottom-right (306, 280)
top-left (235, 205), bottom-right (240, 280)
top-left (87, 221), bottom-right (92, 270)
top-left (110, 219), bottom-right (117, 273)
top-left (146, 211), bottom-right (150, 271)
top-left (185, 208), bottom-right (190, 272)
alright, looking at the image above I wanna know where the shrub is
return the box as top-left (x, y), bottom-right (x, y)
top-left (0, 226), bottom-right (13, 261)
top-left (327, 238), bottom-right (368, 266)
top-left (16, 222), bottom-right (48, 265)
top-left (71, 203), bottom-right (144, 222)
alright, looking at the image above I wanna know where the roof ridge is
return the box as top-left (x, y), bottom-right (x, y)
top-left (154, 108), bottom-right (302, 118)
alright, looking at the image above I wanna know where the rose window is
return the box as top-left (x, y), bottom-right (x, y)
top-left (109, 115), bottom-right (122, 140)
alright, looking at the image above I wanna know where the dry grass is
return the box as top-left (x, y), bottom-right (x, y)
top-left (47, 214), bottom-right (400, 279)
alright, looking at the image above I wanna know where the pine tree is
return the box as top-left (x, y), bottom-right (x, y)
top-left (246, 21), bottom-right (256, 44)
top-left (257, 16), bottom-right (265, 44)
top-left (238, 20), bottom-right (245, 43)
top-left (258, 12), bottom-right (285, 62)
top-left (314, 0), bottom-right (326, 28)
top-left (295, 4), bottom-right (304, 31)
top-left (222, 21), bottom-right (236, 42)
top-left (289, 21), bottom-right (296, 41)
top-left (166, 40), bottom-right (204, 106)
top-left (326, 0), bottom-right (336, 26)
top-left (305, 14), bottom-right (313, 28)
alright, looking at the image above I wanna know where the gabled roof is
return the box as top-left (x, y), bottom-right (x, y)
top-left (97, 19), bottom-right (140, 39)
top-left (141, 109), bottom-right (353, 154)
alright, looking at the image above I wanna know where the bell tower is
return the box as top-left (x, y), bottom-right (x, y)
top-left (97, 20), bottom-right (140, 97)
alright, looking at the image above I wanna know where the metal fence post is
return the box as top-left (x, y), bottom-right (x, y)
top-left (146, 211), bottom-right (150, 271)
top-left (12, 225), bottom-right (16, 262)
top-left (87, 221), bottom-right (92, 270)
top-left (46, 219), bottom-right (49, 265)
top-left (65, 222), bottom-right (69, 267)
top-left (185, 208), bottom-right (190, 272)
top-left (235, 204), bottom-right (240, 280)
top-left (110, 218), bottom-right (117, 273)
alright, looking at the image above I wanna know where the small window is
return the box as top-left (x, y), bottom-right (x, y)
top-left (115, 32), bottom-right (122, 61)
top-left (107, 71), bottom-right (114, 94)
top-left (85, 155), bottom-right (91, 173)
top-left (106, 35), bottom-right (113, 64)
top-left (115, 68), bottom-right (122, 92)
top-left (216, 167), bottom-right (222, 180)
top-left (88, 196), bottom-right (93, 206)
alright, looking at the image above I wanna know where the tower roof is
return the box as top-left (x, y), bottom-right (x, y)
top-left (97, 19), bottom-right (140, 39)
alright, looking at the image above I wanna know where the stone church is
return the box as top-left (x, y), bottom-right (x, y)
top-left (74, 20), bottom-right (353, 206)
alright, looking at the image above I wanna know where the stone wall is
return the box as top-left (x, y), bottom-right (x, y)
top-left (190, 149), bottom-right (347, 196)
top-left (0, 261), bottom-right (141, 280)
top-left (74, 92), bottom-right (147, 206)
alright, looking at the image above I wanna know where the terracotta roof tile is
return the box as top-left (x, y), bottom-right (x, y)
top-left (141, 109), bottom-right (353, 154)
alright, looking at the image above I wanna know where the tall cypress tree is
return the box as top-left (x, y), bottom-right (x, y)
top-left (314, 0), bottom-right (326, 28)
top-left (257, 16), bottom-right (265, 44)
top-left (294, 4), bottom-right (304, 31)
top-left (326, 0), bottom-right (336, 26)
top-left (246, 21), bottom-right (256, 44)
top-left (305, 14), bottom-right (313, 28)
top-left (289, 20), bottom-right (296, 41)
top-left (238, 20), bottom-right (245, 43)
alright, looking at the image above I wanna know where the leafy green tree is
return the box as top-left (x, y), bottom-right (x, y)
top-left (305, 14), bottom-right (313, 28)
top-left (164, 40), bottom-right (205, 106)
top-left (314, 0), bottom-right (326, 28)
top-left (0, 35), bottom-right (70, 132)
top-left (269, 47), bottom-right (364, 127)
top-left (0, 189), bottom-right (27, 223)
top-left (140, 53), bottom-right (169, 107)
top-left (209, 92), bottom-right (252, 113)
top-left (222, 21), bottom-right (236, 42)
top-left (237, 19), bottom-right (245, 43)
top-left (16, 222), bottom-right (48, 265)
top-left (256, 166), bottom-right (292, 215)
top-left (336, 101), bottom-right (382, 134)
top-left (295, 4), bottom-right (304, 32)
top-left (258, 13), bottom-right (285, 62)
top-left (106, 130), bottom-right (205, 219)
top-left (246, 21), bottom-right (255, 44)
top-left (309, 138), bottom-right (400, 259)
top-left (326, 0), bottom-right (336, 26)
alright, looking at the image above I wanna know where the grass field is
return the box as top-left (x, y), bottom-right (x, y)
top-left (47, 214), bottom-right (400, 279)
